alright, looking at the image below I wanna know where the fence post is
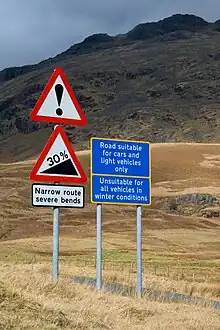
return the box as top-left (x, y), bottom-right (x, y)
top-left (167, 265), bottom-right (170, 278)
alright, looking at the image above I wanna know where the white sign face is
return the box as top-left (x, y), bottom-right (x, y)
top-left (37, 75), bottom-right (81, 120)
top-left (36, 132), bottom-right (80, 178)
top-left (32, 184), bottom-right (84, 208)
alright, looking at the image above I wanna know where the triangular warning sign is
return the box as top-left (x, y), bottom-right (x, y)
top-left (30, 126), bottom-right (87, 183)
top-left (30, 67), bottom-right (86, 126)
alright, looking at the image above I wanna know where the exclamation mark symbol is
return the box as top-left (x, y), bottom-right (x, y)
top-left (55, 84), bottom-right (64, 116)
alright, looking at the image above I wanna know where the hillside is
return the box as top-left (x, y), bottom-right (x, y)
top-left (1, 13), bottom-right (220, 160)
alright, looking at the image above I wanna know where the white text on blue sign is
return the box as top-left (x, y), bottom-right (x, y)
top-left (91, 138), bottom-right (151, 205)
top-left (91, 138), bottom-right (150, 177)
top-left (91, 175), bottom-right (151, 205)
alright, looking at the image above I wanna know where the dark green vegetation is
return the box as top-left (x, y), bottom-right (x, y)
top-left (1, 13), bottom-right (220, 160)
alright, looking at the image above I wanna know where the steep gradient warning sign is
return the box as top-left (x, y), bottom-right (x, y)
top-left (30, 126), bottom-right (87, 184)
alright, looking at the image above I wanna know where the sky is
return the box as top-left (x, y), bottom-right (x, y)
top-left (0, 0), bottom-right (220, 70)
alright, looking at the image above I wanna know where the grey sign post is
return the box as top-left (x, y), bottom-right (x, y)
top-left (29, 67), bottom-right (87, 282)
top-left (136, 205), bottom-right (142, 297)
top-left (96, 204), bottom-right (102, 289)
top-left (53, 125), bottom-right (60, 282)
top-left (90, 137), bottom-right (151, 297)
top-left (52, 206), bottom-right (60, 281)
top-left (31, 183), bottom-right (85, 282)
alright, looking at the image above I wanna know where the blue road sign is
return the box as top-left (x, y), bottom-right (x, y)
top-left (90, 138), bottom-right (151, 206)
top-left (91, 138), bottom-right (150, 177)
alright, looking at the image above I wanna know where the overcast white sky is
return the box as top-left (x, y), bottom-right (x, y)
top-left (0, 0), bottom-right (220, 70)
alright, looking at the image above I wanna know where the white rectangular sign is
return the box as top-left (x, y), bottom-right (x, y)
top-left (32, 184), bottom-right (84, 208)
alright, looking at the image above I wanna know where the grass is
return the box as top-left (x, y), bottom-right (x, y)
top-left (0, 143), bottom-right (220, 328)
top-left (0, 263), bottom-right (220, 330)
top-left (1, 236), bottom-right (220, 300)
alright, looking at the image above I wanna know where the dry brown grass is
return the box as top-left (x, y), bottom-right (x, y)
top-left (1, 143), bottom-right (220, 328)
top-left (0, 263), bottom-right (219, 330)
top-left (70, 265), bottom-right (220, 300)
top-left (1, 233), bottom-right (220, 300)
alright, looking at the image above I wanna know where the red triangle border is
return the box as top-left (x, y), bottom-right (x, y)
top-left (30, 67), bottom-right (87, 126)
top-left (30, 126), bottom-right (87, 184)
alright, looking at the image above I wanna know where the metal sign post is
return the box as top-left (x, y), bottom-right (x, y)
top-left (136, 205), bottom-right (142, 297)
top-left (52, 206), bottom-right (60, 281)
top-left (29, 67), bottom-right (87, 283)
top-left (90, 137), bottom-right (151, 297)
top-left (96, 204), bottom-right (102, 290)
top-left (31, 183), bottom-right (85, 281)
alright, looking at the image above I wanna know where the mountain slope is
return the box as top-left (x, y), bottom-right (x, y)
top-left (1, 14), bottom-right (220, 161)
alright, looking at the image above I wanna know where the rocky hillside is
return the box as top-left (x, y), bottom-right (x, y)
top-left (1, 13), bottom-right (220, 160)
